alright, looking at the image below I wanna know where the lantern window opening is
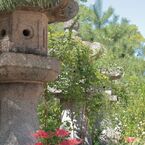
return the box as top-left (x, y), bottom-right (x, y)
top-left (0, 29), bottom-right (7, 38)
top-left (23, 29), bottom-right (30, 37)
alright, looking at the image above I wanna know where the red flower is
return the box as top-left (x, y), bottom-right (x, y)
top-left (55, 128), bottom-right (70, 137)
top-left (34, 142), bottom-right (44, 145)
top-left (60, 138), bottom-right (82, 145)
top-left (126, 137), bottom-right (136, 143)
top-left (33, 130), bottom-right (48, 139)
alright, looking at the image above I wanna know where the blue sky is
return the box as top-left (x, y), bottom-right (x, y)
top-left (86, 0), bottom-right (145, 37)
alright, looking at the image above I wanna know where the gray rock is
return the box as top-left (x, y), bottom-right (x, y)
top-left (99, 127), bottom-right (121, 145)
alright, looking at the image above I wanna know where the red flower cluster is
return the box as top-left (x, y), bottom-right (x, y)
top-left (126, 137), bottom-right (136, 143)
top-left (60, 138), bottom-right (82, 145)
top-left (33, 129), bottom-right (82, 145)
top-left (33, 130), bottom-right (48, 139)
top-left (55, 128), bottom-right (70, 137)
top-left (35, 142), bottom-right (44, 145)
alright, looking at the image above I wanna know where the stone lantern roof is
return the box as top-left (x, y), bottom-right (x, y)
top-left (0, 0), bottom-right (79, 23)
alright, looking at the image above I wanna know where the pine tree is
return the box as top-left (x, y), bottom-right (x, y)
top-left (93, 0), bottom-right (114, 29)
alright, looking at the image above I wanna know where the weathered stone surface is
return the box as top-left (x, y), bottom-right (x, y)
top-left (0, 11), bottom-right (48, 55)
top-left (82, 41), bottom-right (105, 59)
top-left (64, 19), bottom-right (79, 31)
top-left (99, 127), bottom-right (121, 145)
top-left (0, 83), bottom-right (43, 145)
top-left (48, 0), bottom-right (79, 23)
top-left (0, 8), bottom-right (61, 144)
top-left (0, 52), bottom-right (60, 83)
top-left (105, 90), bottom-right (118, 102)
top-left (100, 67), bottom-right (124, 80)
top-left (95, 112), bottom-right (122, 145)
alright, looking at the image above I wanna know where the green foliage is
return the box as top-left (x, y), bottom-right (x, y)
top-left (48, 27), bottom-right (96, 100)
top-left (38, 85), bottom-right (61, 132)
top-left (38, 24), bottom-right (111, 139)
top-left (78, 3), bottom-right (145, 143)
top-left (96, 51), bottom-right (145, 141)
top-left (78, 5), bottom-right (96, 41)
top-left (115, 59), bottom-right (145, 139)
top-left (0, 0), bottom-right (59, 11)
top-left (95, 24), bottom-right (144, 57)
top-left (38, 1), bottom-right (145, 144)
top-left (78, 3), bottom-right (144, 57)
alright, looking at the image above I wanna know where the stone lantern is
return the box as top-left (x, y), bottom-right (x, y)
top-left (0, 0), bottom-right (78, 145)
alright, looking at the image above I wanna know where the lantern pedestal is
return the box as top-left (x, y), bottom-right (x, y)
top-left (0, 52), bottom-right (60, 145)
top-left (0, 84), bottom-right (43, 145)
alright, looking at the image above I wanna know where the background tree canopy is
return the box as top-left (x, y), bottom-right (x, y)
top-left (38, 0), bottom-right (145, 144)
